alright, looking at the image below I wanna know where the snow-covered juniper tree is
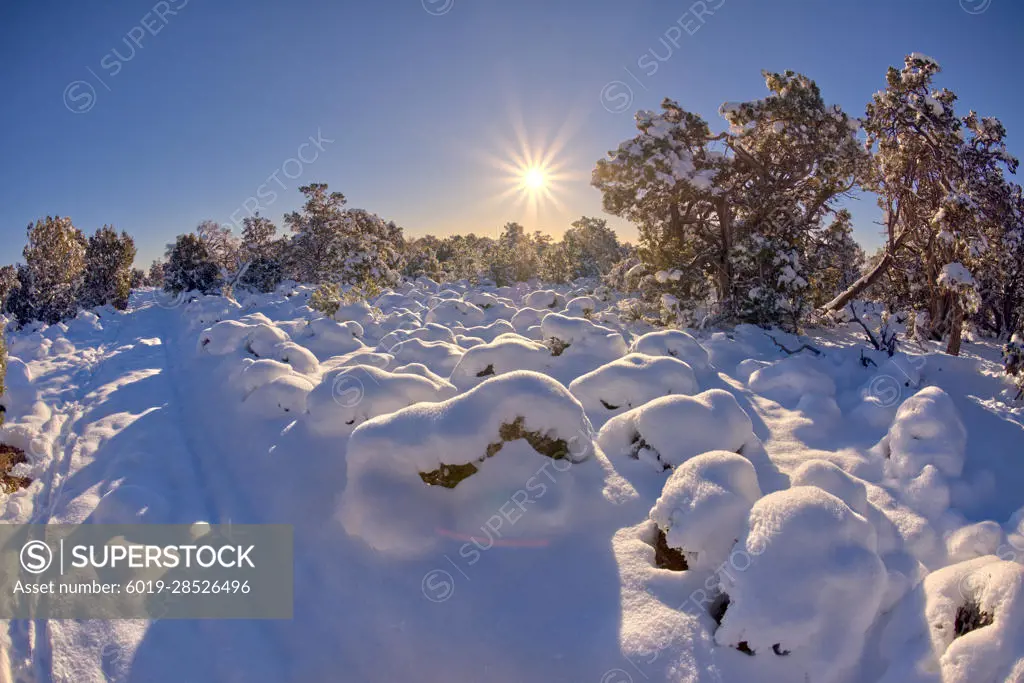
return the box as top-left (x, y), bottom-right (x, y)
top-left (0, 265), bottom-right (17, 313)
top-left (561, 216), bottom-right (624, 279)
top-left (488, 222), bottom-right (541, 286)
top-left (81, 226), bottom-right (137, 310)
top-left (130, 268), bottom-right (146, 289)
top-left (147, 260), bottom-right (165, 288)
top-left (164, 233), bottom-right (222, 294)
top-left (0, 325), bottom-right (6, 427)
top-left (286, 184), bottom-right (404, 288)
top-left (286, 184), bottom-right (349, 284)
top-left (807, 209), bottom-right (865, 308)
top-left (339, 208), bottom-right (405, 288)
top-left (823, 53), bottom-right (1020, 355)
top-left (593, 70), bottom-right (865, 329)
top-left (403, 236), bottom-right (446, 281)
top-left (12, 216), bottom-right (88, 325)
top-left (435, 234), bottom-right (495, 282)
top-left (237, 214), bottom-right (285, 293)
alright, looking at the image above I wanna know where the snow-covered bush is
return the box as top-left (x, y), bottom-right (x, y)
top-left (309, 283), bottom-right (341, 318)
top-left (165, 233), bottom-right (221, 295)
top-left (568, 353), bottom-right (698, 427)
top-left (387, 338), bottom-right (464, 376)
top-left (81, 226), bottom-right (136, 310)
top-left (448, 335), bottom-right (552, 390)
top-left (747, 354), bottom-right (837, 404)
top-left (298, 317), bottom-right (364, 359)
top-left (597, 389), bottom-right (754, 471)
top-left (9, 216), bottom-right (88, 325)
top-left (305, 364), bottom-right (456, 436)
top-left (424, 299), bottom-right (486, 327)
top-left (649, 450), bottom-right (761, 571)
top-left (880, 556), bottom-right (1024, 683)
top-left (715, 487), bottom-right (886, 680)
top-left (524, 289), bottom-right (565, 310)
top-left (338, 371), bottom-right (601, 557)
top-left (629, 329), bottom-right (710, 370)
top-left (883, 386), bottom-right (967, 480)
top-left (242, 374), bottom-right (314, 417)
top-left (540, 313), bottom-right (627, 362)
top-left (1003, 333), bottom-right (1024, 399)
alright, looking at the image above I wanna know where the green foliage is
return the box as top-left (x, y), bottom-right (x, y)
top-left (164, 233), bottom-right (222, 294)
top-left (309, 282), bottom-right (342, 317)
top-left (15, 216), bottom-right (88, 324)
top-left (82, 226), bottom-right (137, 310)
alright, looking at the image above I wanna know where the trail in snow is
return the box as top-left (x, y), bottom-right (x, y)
top-left (5, 298), bottom-right (286, 683)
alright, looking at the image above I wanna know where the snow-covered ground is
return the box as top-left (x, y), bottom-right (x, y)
top-left (1, 281), bottom-right (1023, 682)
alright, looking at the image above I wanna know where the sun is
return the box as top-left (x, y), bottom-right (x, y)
top-left (522, 166), bottom-right (548, 192)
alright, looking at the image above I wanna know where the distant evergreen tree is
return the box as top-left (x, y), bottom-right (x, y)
top-left (237, 214), bottom-right (285, 293)
top-left (81, 226), bottom-right (137, 310)
top-left (562, 216), bottom-right (623, 279)
top-left (130, 268), bottom-right (146, 289)
top-left (0, 265), bottom-right (17, 313)
top-left (489, 222), bottom-right (540, 285)
top-left (147, 260), bottom-right (165, 288)
top-left (164, 233), bottom-right (221, 294)
top-left (286, 184), bottom-right (349, 284)
top-left (286, 184), bottom-right (404, 287)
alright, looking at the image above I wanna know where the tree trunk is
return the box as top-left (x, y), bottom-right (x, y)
top-left (714, 198), bottom-right (733, 305)
top-left (946, 298), bottom-right (963, 356)
top-left (820, 251), bottom-right (894, 313)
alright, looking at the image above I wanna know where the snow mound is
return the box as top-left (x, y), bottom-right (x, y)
top-left (510, 307), bottom-right (552, 335)
top-left (649, 450), bottom-right (761, 571)
top-left (524, 289), bottom-right (565, 310)
top-left (197, 320), bottom-right (256, 356)
top-left (424, 299), bottom-right (486, 326)
top-left (242, 374), bottom-right (315, 417)
top-left (228, 358), bottom-right (296, 398)
top-left (305, 364), bottom-right (457, 436)
top-left (298, 317), bottom-right (365, 359)
top-left (387, 338), bottom-right (464, 377)
top-left (597, 389), bottom-right (754, 471)
top-left (790, 459), bottom-right (868, 516)
top-left (378, 323), bottom-right (456, 352)
top-left (338, 370), bottom-right (599, 557)
top-left (630, 329), bottom-right (710, 370)
top-left (448, 335), bottom-right (552, 390)
top-left (748, 354), bottom-right (837, 403)
top-left (561, 296), bottom-right (596, 318)
top-left (568, 353), bottom-right (699, 427)
top-left (541, 313), bottom-right (627, 363)
top-left (452, 319), bottom-right (516, 343)
top-left (880, 556), bottom-right (1024, 683)
top-left (716, 487), bottom-right (886, 682)
top-left (885, 386), bottom-right (967, 480)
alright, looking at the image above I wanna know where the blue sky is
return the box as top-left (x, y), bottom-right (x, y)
top-left (1, 0), bottom-right (1021, 267)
